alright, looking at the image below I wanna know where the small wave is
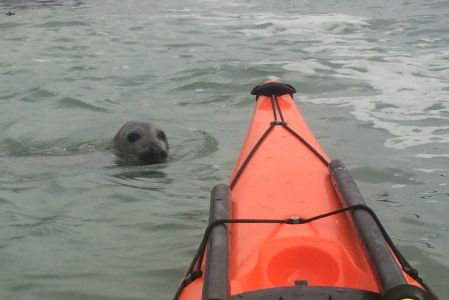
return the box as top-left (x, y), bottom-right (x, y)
top-left (168, 129), bottom-right (219, 162)
top-left (282, 61), bottom-right (333, 75)
top-left (169, 81), bottom-right (231, 93)
top-left (38, 20), bottom-right (88, 28)
top-left (55, 97), bottom-right (109, 112)
top-left (0, 137), bottom-right (101, 157)
top-left (236, 13), bottom-right (370, 37)
top-left (0, 22), bottom-right (23, 29)
top-left (415, 154), bottom-right (449, 159)
top-left (116, 74), bottom-right (155, 87)
top-left (19, 87), bottom-right (57, 102)
top-left (351, 166), bottom-right (424, 185)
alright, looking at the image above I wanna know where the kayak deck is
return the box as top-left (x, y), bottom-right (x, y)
top-left (226, 91), bottom-right (379, 295)
top-left (175, 81), bottom-right (436, 300)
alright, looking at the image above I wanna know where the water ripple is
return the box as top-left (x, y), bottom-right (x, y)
top-left (55, 97), bottom-right (109, 112)
top-left (38, 20), bottom-right (88, 28)
top-left (1, 1), bottom-right (448, 299)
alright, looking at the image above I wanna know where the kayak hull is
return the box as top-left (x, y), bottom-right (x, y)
top-left (226, 92), bottom-right (380, 295)
top-left (176, 81), bottom-right (434, 300)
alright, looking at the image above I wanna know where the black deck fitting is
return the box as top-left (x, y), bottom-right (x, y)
top-left (251, 81), bottom-right (296, 97)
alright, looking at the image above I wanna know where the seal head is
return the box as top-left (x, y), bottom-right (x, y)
top-left (111, 121), bottom-right (168, 164)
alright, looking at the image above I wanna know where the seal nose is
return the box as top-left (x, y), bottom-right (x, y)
top-left (149, 141), bottom-right (165, 153)
top-left (139, 142), bottom-right (167, 164)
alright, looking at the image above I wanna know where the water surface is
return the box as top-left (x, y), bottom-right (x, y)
top-left (1, 0), bottom-right (448, 299)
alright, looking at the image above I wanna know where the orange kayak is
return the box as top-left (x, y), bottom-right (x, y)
top-left (174, 81), bottom-right (436, 300)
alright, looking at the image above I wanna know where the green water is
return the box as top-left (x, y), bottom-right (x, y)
top-left (1, 0), bottom-right (448, 299)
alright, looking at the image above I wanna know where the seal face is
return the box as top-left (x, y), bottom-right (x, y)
top-left (111, 121), bottom-right (168, 165)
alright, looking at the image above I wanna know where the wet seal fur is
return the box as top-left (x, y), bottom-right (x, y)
top-left (111, 121), bottom-right (168, 165)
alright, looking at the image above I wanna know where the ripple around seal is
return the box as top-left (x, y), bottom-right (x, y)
top-left (110, 169), bottom-right (168, 181)
top-left (169, 129), bottom-right (219, 162)
top-left (55, 97), bottom-right (109, 112)
top-left (196, 133), bottom-right (220, 159)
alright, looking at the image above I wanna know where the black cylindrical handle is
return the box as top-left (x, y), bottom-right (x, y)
top-left (329, 160), bottom-right (407, 290)
top-left (202, 184), bottom-right (231, 300)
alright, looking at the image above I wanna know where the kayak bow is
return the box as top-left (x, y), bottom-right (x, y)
top-left (174, 81), bottom-right (437, 300)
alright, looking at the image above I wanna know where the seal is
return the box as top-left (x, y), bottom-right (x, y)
top-left (111, 121), bottom-right (168, 164)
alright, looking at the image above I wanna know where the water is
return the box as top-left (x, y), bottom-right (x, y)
top-left (1, 0), bottom-right (448, 299)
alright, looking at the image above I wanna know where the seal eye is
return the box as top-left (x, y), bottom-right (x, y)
top-left (127, 131), bottom-right (141, 143)
top-left (157, 130), bottom-right (166, 141)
